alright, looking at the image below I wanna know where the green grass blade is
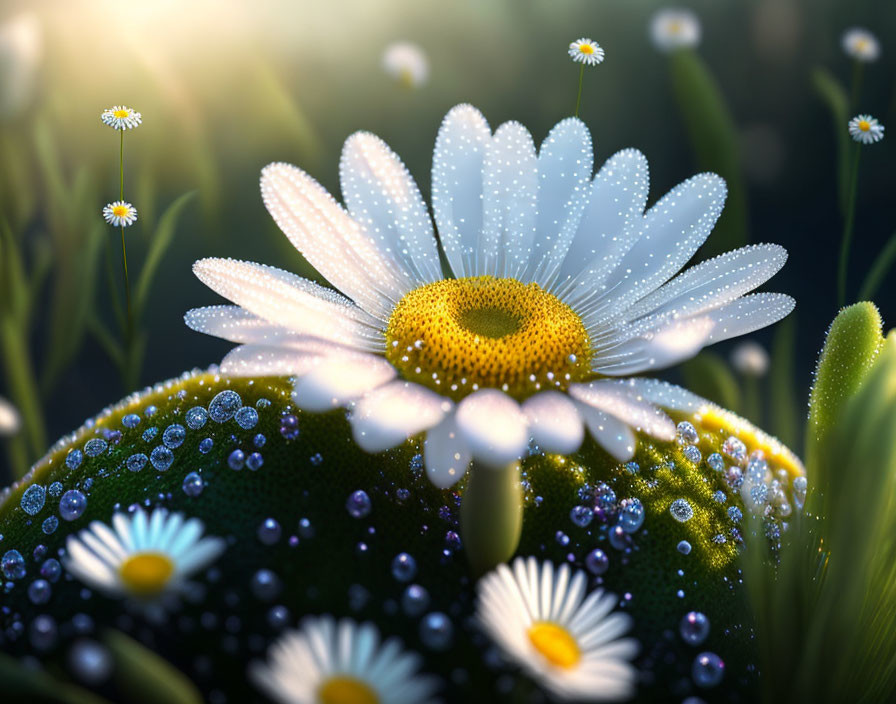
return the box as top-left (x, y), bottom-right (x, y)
top-left (0, 652), bottom-right (115, 704)
top-left (769, 315), bottom-right (800, 448)
top-left (680, 350), bottom-right (741, 413)
top-left (858, 231), bottom-right (896, 301)
top-left (668, 49), bottom-right (749, 257)
top-left (811, 68), bottom-right (850, 213)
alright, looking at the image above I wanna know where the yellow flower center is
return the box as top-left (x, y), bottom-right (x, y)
top-left (528, 621), bottom-right (581, 669)
top-left (112, 205), bottom-right (130, 217)
top-left (858, 120), bottom-right (871, 132)
top-left (318, 676), bottom-right (380, 704)
top-left (118, 552), bottom-right (175, 596)
top-left (113, 109), bottom-right (130, 118)
top-left (385, 277), bottom-right (592, 401)
top-left (579, 43), bottom-right (594, 54)
top-left (668, 20), bottom-right (683, 34)
top-left (856, 39), bottom-right (869, 51)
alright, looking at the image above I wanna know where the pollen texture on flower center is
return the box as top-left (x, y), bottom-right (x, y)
top-left (118, 552), bottom-right (174, 596)
top-left (385, 276), bottom-right (592, 401)
top-left (318, 676), bottom-right (380, 704)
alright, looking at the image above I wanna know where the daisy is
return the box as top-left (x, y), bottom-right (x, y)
top-left (0, 395), bottom-right (21, 436)
top-left (250, 615), bottom-right (439, 704)
top-left (382, 41), bottom-right (430, 88)
top-left (848, 114), bottom-right (885, 144)
top-left (103, 200), bottom-right (138, 227)
top-left (63, 507), bottom-right (225, 599)
top-left (730, 341), bottom-right (769, 377)
top-left (186, 104), bottom-right (793, 488)
top-left (649, 9), bottom-right (701, 52)
top-left (101, 105), bottom-right (142, 130)
top-left (476, 557), bottom-right (638, 701)
top-left (841, 28), bottom-right (880, 63)
top-left (569, 38), bottom-right (604, 65)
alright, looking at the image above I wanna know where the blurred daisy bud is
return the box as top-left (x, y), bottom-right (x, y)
top-left (382, 42), bottom-right (429, 88)
top-left (842, 27), bottom-right (880, 63)
top-left (0, 395), bottom-right (22, 436)
top-left (0, 13), bottom-right (42, 120)
top-left (731, 341), bottom-right (770, 377)
top-left (650, 8), bottom-right (701, 52)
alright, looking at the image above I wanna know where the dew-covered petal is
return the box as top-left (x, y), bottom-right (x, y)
top-left (479, 122), bottom-right (539, 279)
top-left (607, 378), bottom-right (708, 413)
top-left (340, 132), bottom-right (442, 286)
top-left (423, 412), bottom-right (472, 489)
top-left (703, 292), bottom-right (795, 344)
top-left (350, 381), bottom-right (453, 453)
top-left (292, 354), bottom-right (396, 412)
top-left (432, 104), bottom-right (492, 279)
top-left (577, 404), bottom-right (637, 461)
top-left (569, 382), bottom-right (676, 441)
top-left (591, 317), bottom-right (715, 375)
top-left (455, 389), bottom-right (529, 467)
top-left (184, 306), bottom-right (303, 346)
top-left (522, 391), bottom-right (585, 454)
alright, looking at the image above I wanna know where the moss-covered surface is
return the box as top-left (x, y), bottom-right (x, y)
top-left (0, 370), bottom-right (803, 703)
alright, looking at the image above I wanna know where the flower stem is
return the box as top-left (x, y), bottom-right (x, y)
top-left (119, 130), bottom-right (134, 367)
top-left (849, 60), bottom-right (864, 112)
top-left (574, 64), bottom-right (585, 118)
top-left (837, 144), bottom-right (861, 307)
top-left (460, 459), bottom-right (523, 578)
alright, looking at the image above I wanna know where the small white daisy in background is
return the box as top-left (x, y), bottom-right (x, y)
top-left (100, 105), bottom-right (142, 130)
top-left (476, 557), bottom-right (638, 701)
top-left (568, 38), bottom-right (605, 65)
top-left (251, 615), bottom-right (439, 704)
top-left (650, 8), bottom-right (702, 52)
top-left (0, 395), bottom-right (21, 436)
top-left (731, 340), bottom-right (770, 377)
top-left (382, 41), bottom-right (430, 88)
top-left (848, 114), bottom-right (885, 144)
top-left (842, 27), bottom-right (880, 62)
top-left (102, 200), bottom-right (138, 227)
top-left (63, 507), bottom-right (225, 599)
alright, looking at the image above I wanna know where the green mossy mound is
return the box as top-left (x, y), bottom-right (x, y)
top-left (0, 371), bottom-right (803, 703)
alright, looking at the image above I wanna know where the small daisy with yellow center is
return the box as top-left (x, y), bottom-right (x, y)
top-left (842, 28), bottom-right (880, 63)
top-left (382, 41), bottom-right (429, 88)
top-left (102, 200), bottom-right (138, 227)
top-left (649, 8), bottom-right (701, 52)
top-left (250, 616), bottom-right (439, 704)
top-left (848, 114), bottom-right (885, 144)
top-left (63, 507), bottom-right (225, 599)
top-left (731, 340), bottom-right (769, 378)
top-left (476, 557), bottom-right (638, 701)
top-left (568, 38), bottom-right (604, 66)
top-left (101, 105), bottom-right (142, 130)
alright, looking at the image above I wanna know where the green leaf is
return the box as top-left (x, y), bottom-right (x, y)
top-left (668, 49), bottom-right (748, 257)
top-left (858, 231), bottom-right (896, 301)
top-left (769, 315), bottom-right (800, 449)
top-left (805, 302), bottom-right (884, 471)
top-left (134, 191), bottom-right (196, 318)
top-left (811, 68), bottom-right (851, 213)
top-left (680, 350), bottom-right (741, 413)
top-left (103, 630), bottom-right (203, 704)
top-left (0, 652), bottom-right (114, 704)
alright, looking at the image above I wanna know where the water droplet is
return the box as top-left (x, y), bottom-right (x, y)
top-left (162, 424), bottom-right (186, 449)
top-left (66, 449), bottom-right (83, 470)
top-left (42, 516), bottom-right (58, 535)
top-left (391, 553), bottom-right (417, 582)
top-left (619, 498), bottom-right (645, 533)
top-left (142, 427), bottom-right (158, 442)
top-left (199, 438), bottom-right (214, 454)
top-left (670, 498), bottom-right (694, 522)
top-left (185, 406), bottom-right (209, 430)
top-left (253, 433), bottom-right (266, 448)
top-left (266, 605), bottom-right (291, 630)
top-left (182, 472), bottom-right (204, 497)
top-left (59, 490), bottom-right (87, 521)
top-left (28, 578), bottom-right (51, 604)
top-left (692, 651), bottom-right (725, 688)
top-left (677, 421), bottom-right (699, 445)
top-left (30, 614), bottom-right (57, 651)
top-left (569, 505), bottom-right (593, 528)
top-left (298, 518), bottom-right (314, 539)
top-left (310, 453), bottom-right (323, 466)
top-left (228, 449), bottom-right (245, 471)
top-left (84, 439), bottom-right (107, 457)
top-left (208, 390), bottom-right (242, 423)
top-left (21, 485), bottom-right (46, 516)
top-left (122, 413), bottom-right (141, 429)
top-left (48, 482), bottom-right (63, 497)
top-left (706, 453), bottom-right (725, 472)
top-left (150, 446), bottom-right (174, 471)
top-left (40, 558), bottom-right (61, 582)
top-left (419, 612), bottom-right (453, 651)
top-left (727, 506), bottom-right (743, 523)
top-left (2, 549), bottom-right (26, 579)
top-left (683, 445), bottom-right (702, 464)
top-left (609, 525), bottom-right (631, 550)
top-left (401, 584), bottom-right (430, 616)
top-left (250, 569), bottom-right (282, 601)
top-left (346, 490), bottom-right (372, 519)
top-left (677, 540), bottom-right (692, 555)
top-left (257, 518), bottom-right (281, 545)
top-left (721, 436), bottom-right (747, 464)
top-left (235, 407), bottom-right (259, 430)
top-left (279, 414), bottom-right (299, 440)
top-left (680, 611), bottom-right (710, 645)
top-left (68, 640), bottom-right (113, 685)
top-left (246, 452), bottom-right (264, 471)
top-left (585, 548), bottom-right (609, 575)
top-left (126, 453), bottom-right (148, 472)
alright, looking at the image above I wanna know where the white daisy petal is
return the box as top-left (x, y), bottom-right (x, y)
top-left (569, 382), bottom-right (676, 441)
top-left (703, 292), bottom-right (795, 344)
top-left (610, 377), bottom-right (707, 413)
top-left (340, 132), bottom-right (442, 285)
top-left (292, 354), bottom-right (396, 412)
top-left (261, 161), bottom-right (409, 319)
top-left (525, 118), bottom-right (594, 286)
top-left (522, 391), bottom-right (585, 454)
top-left (423, 411), bottom-right (472, 489)
top-left (219, 343), bottom-right (324, 377)
top-left (350, 381), bottom-right (452, 453)
top-left (480, 121), bottom-right (539, 279)
top-left (184, 306), bottom-right (302, 346)
top-left (455, 389), bottom-right (529, 467)
top-left (432, 104), bottom-right (492, 279)
top-left (577, 404), bottom-right (637, 461)
top-left (192, 258), bottom-right (383, 352)
top-left (592, 316), bottom-right (715, 375)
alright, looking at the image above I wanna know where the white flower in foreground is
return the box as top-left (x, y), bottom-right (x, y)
top-left (63, 507), bottom-right (225, 599)
top-left (0, 13), bottom-right (42, 120)
top-left (100, 105), bottom-right (142, 130)
top-left (186, 103), bottom-right (793, 488)
top-left (476, 557), bottom-right (637, 701)
top-left (251, 615), bottom-right (439, 704)
top-left (382, 41), bottom-right (429, 88)
top-left (569, 38), bottom-right (605, 65)
top-left (731, 340), bottom-right (769, 377)
top-left (848, 114), bottom-right (885, 144)
top-left (842, 27), bottom-right (880, 62)
top-left (0, 395), bottom-right (21, 436)
top-left (650, 9), bottom-right (701, 51)
top-left (102, 200), bottom-right (138, 227)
